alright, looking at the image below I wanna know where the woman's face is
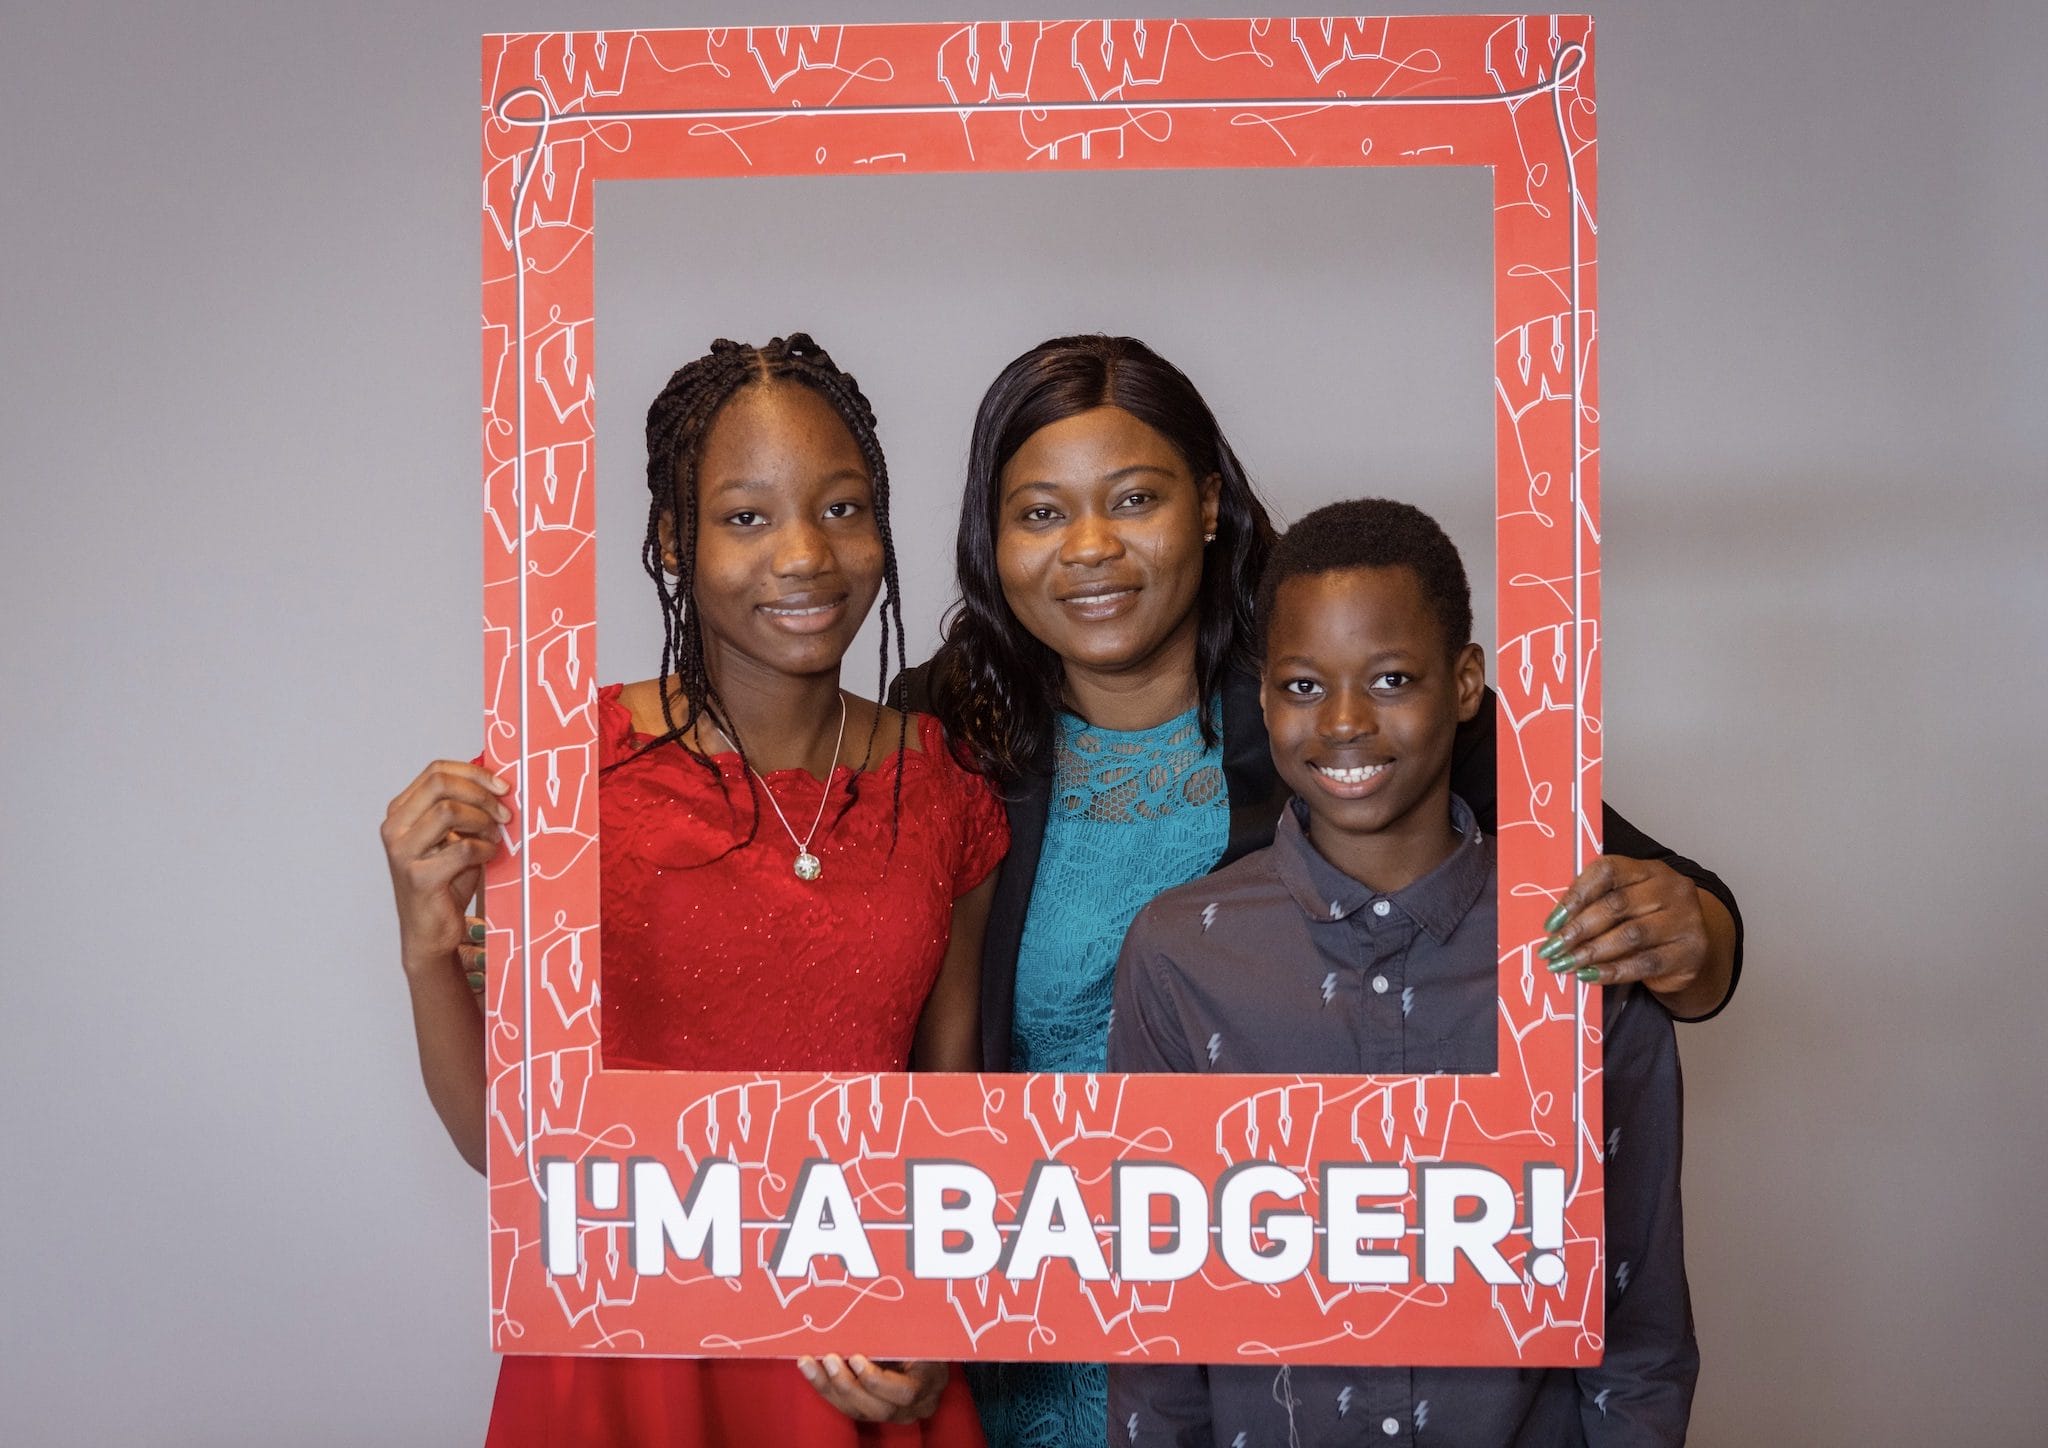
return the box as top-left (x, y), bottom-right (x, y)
top-left (671, 380), bottom-right (883, 685)
top-left (994, 406), bottom-right (1221, 685)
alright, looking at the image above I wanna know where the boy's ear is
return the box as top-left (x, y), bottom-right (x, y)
top-left (1453, 642), bottom-right (1487, 722)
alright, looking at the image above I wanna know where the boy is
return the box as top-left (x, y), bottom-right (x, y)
top-left (1106, 499), bottom-right (1696, 1446)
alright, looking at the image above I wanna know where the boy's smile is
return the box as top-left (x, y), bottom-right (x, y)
top-left (1307, 760), bottom-right (1389, 793)
top-left (1260, 565), bottom-right (1486, 892)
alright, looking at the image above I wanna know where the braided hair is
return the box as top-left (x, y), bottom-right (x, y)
top-left (613, 334), bottom-right (909, 850)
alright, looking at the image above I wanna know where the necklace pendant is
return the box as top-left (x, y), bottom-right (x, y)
top-left (793, 851), bottom-right (822, 882)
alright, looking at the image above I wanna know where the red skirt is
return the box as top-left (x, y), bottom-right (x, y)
top-left (485, 1356), bottom-right (986, 1448)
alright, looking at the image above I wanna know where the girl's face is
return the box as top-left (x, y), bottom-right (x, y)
top-left (671, 381), bottom-right (883, 686)
top-left (994, 406), bottom-right (1220, 686)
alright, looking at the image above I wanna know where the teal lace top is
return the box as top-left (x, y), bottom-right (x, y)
top-left (972, 702), bottom-right (1229, 1448)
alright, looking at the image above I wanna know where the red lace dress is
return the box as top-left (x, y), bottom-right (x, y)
top-left (486, 684), bottom-right (1007, 1447)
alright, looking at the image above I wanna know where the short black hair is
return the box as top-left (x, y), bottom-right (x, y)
top-left (1256, 498), bottom-right (1473, 659)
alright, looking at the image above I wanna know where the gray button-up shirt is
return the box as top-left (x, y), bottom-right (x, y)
top-left (1106, 797), bottom-right (1696, 1447)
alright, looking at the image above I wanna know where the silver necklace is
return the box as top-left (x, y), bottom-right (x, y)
top-left (710, 691), bottom-right (847, 882)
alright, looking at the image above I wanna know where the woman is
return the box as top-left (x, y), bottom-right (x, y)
top-left (899, 334), bottom-right (1742, 1448)
top-left (382, 335), bottom-right (1004, 1444)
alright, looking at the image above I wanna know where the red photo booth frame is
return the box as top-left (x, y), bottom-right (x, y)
top-left (480, 15), bottom-right (1604, 1366)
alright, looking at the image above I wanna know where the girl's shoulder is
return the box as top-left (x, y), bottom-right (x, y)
top-left (605, 678), bottom-right (694, 744)
top-left (865, 705), bottom-right (1006, 827)
top-left (862, 704), bottom-right (987, 800)
top-left (840, 695), bottom-right (924, 770)
top-left (598, 682), bottom-right (989, 797)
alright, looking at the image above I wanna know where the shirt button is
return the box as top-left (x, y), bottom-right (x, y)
top-left (1372, 900), bottom-right (1392, 917)
top-left (1382, 1418), bottom-right (1401, 1436)
top-left (1372, 975), bottom-right (1389, 994)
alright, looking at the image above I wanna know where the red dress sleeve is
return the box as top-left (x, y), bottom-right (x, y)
top-left (917, 713), bottom-right (1008, 896)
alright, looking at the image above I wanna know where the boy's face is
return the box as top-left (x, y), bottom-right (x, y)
top-left (1261, 566), bottom-right (1486, 879)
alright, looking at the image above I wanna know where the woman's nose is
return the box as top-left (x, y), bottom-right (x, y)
top-left (1059, 511), bottom-right (1123, 566)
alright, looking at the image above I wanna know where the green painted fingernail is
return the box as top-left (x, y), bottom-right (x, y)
top-left (1548, 951), bottom-right (1577, 974)
top-left (466, 970), bottom-right (486, 991)
top-left (469, 921), bottom-right (487, 943)
top-left (1576, 966), bottom-right (1599, 983)
top-left (1538, 936), bottom-right (1569, 961)
top-left (1544, 904), bottom-right (1568, 932)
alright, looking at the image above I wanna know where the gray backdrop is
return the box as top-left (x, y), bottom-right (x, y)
top-left (3, 2), bottom-right (2043, 1444)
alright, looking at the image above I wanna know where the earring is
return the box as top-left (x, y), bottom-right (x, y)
top-left (1203, 532), bottom-right (1217, 544)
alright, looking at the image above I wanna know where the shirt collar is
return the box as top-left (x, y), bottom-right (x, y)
top-left (1271, 793), bottom-right (1492, 943)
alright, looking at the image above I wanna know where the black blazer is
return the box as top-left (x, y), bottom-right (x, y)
top-left (893, 663), bottom-right (1743, 1070)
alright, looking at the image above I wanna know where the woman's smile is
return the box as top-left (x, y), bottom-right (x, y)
top-left (1055, 579), bottom-right (1142, 620)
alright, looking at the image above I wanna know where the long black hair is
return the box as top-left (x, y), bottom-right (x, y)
top-left (610, 334), bottom-right (908, 847)
top-left (929, 334), bottom-right (1276, 788)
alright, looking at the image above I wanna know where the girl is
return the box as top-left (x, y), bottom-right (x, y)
top-left (902, 334), bottom-right (1743, 1448)
top-left (382, 336), bottom-right (1002, 1445)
